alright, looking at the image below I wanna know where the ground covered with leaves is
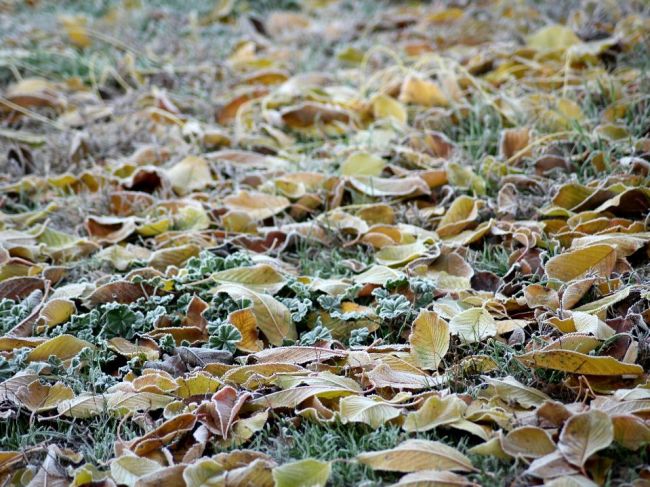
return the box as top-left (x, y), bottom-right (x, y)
top-left (0, 0), bottom-right (650, 485)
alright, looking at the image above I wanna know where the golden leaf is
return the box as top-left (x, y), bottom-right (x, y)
top-left (408, 310), bottom-right (450, 370)
top-left (545, 244), bottom-right (617, 282)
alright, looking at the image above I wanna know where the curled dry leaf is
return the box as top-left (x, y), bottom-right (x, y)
top-left (339, 395), bottom-right (402, 428)
top-left (196, 386), bottom-right (251, 439)
top-left (437, 196), bottom-right (479, 238)
top-left (403, 395), bottom-right (466, 432)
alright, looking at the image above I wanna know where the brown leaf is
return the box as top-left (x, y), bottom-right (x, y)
top-left (196, 386), bottom-right (251, 439)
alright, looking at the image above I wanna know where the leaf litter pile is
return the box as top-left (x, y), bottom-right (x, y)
top-left (1, 1), bottom-right (650, 485)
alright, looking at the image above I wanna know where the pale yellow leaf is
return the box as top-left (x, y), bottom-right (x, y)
top-left (408, 310), bottom-right (450, 370)
top-left (403, 395), bottom-right (466, 432)
top-left (272, 459), bottom-right (331, 487)
top-left (558, 409), bottom-right (613, 467)
top-left (166, 156), bottom-right (213, 195)
top-left (357, 439), bottom-right (474, 473)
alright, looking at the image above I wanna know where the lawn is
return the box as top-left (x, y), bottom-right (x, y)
top-left (0, 0), bottom-right (649, 486)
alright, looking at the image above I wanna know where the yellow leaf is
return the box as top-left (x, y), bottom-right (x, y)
top-left (173, 205), bottom-right (211, 231)
top-left (85, 216), bottom-right (137, 244)
top-left (468, 437), bottom-right (512, 461)
top-left (223, 190), bottom-right (290, 221)
top-left (339, 395), bottom-right (401, 428)
top-left (175, 372), bottom-right (221, 398)
top-left (36, 298), bottom-right (76, 330)
top-left (349, 176), bottom-right (430, 198)
top-left (482, 376), bottom-right (550, 409)
top-left (572, 287), bottom-right (631, 316)
top-left (545, 244), bottom-right (616, 282)
top-left (57, 391), bottom-right (172, 418)
top-left (500, 426), bottom-right (556, 458)
top-left (524, 284), bottom-right (560, 309)
top-left (211, 264), bottom-right (286, 294)
top-left (227, 308), bottom-right (264, 353)
top-left (281, 102), bottom-right (351, 132)
top-left (375, 240), bottom-right (430, 267)
top-left (214, 284), bottom-right (296, 345)
top-left (392, 470), bottom-right (475, 486)
top-left (222, 211), bottom-right (257, 233)
top-left (136, 218), bottom-right (171, 237)
top-left (148, 244), bottom-right (201, 271)
top-left (399, 75), bottom-right (449, 107)
top-left (231, 410), bottom-right (269, 445)
top-left (27, 334), bottom-right (93, 362)
top-left (612, 415), bottom-right (650, 451)
top-left (558, 409), bottom-right (613, 467)
top-left (499, 127), bottom-right (531, 163)
top-left (569, 311), bottom-right (614, 340)
top-left (106, 391), bottom-right (173, 415)
top-left (517, 350), bottom-right (643, 376)
top-left (357, 439), bottom-right (474, 473)
top-left (449, 308), bottom-right (497, 343)
top-left (403, 395), bottom-right (466, 432)
top-left (110, 455), bottom-right (162, 487)
top-left (60, 16), bottom-right (92, 48)
top-left (251, 346), bottom-right (346, 365)
top-left (107, 337), bottom-right (158, 360)
top-left (250, 385), bottom-right (355, 409)
top-left (16, 381), bottom-right (74, 413)
top-left (182, 458), bottom-right (225, 487)
top-left (437, 196), bottom-right (479, 238)
top-left (527, 25), bottom-right (580, 51)
top-left (166, 156), bottom-right (213, 195)
top-left (341, 152), bottom-right (386, 177)
top-left (272, 459), bottom-right (331, 487)
top-left (221, 363), bottom-right (301, 383)
top-left (572, 233), bottom-right (650, 258)
top-left (545, 476), bottom-right (600, 487)
top-left (372, 94), bottom-right (407, 125)
top-left (96, 244), bottom-right (151, 270)
top-left (408, 310), bottom-right (450, 370)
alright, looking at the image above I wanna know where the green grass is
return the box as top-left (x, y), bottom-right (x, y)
top-left (244, 418), bottom-right (403, 486)
top-left (444, 102), bottom-right (504, 161)
top-left (469, 244), bottom-right (512, 277)
top-left (232, 416), bottom-right (524, 487)
top-left (294, 241), bottom-right (374, 279)
top-left (1, 0), bottom-right (649, 485)
top-left (0, 412), bottom-right (142, 467)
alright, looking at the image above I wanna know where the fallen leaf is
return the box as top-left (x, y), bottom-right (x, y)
top-left (272, 459), bottom-right (331, 487)
top-left (357, 439), bottom-right (474, 473)
top-left (558, 409), bottom-right (613, 467)
top-left (408, 310), bottom-right (450, 370)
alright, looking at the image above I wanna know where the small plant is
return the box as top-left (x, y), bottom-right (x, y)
top-left (206, 321), bottom-right (242, 353)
